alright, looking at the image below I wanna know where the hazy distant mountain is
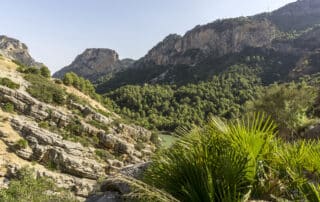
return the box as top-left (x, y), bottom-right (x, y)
top-left (53, 48), bottom-right (135, 82)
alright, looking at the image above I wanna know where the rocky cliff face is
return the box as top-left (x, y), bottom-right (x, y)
top-left (53, 48), bottom-right (135, 82)
top-left (0, 35), bottom-right (41, 67)
top-left (268, 0), bottom-right (320, 31)
top-left (142, 18), bottom-right (277, 66)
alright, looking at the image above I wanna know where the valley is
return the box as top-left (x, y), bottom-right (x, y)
top-left (1, 0), bottom-right (320, 201)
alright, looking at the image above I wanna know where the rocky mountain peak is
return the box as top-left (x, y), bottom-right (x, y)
top-left (142, 18), bottom-right (277, 66)
top-left (80, 48), bottom-right (119, 65)
top-left (53, 48), bottom-right (134, 82)
top-left (0, 35), bottom-right (40, 67)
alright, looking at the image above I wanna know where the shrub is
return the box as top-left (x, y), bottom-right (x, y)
top-left (54, 79), bottom-right (63, 84)
top-left (38, 121), bottom-right (49, 129)
top-left (14, 139), bottom-right (28, 150)
top-left (95, 149), bottom-right (114, 161)
top-left (1, 102), bottom-right (14, 113)
top-left (40, 66), bottom-right (51, 78)
top-left (25, 74), bottom-right (66, 105)
top-left (0, 167), bottom-right (77, 202)
top-left (87, 120), bottom-right (110, 133)
top-left (0, 77), bottom-right (20, 89)
top-left (150, 133), bottom-right (160, 146)
top-left (246, 82), bottom-right (317, 137)
top-left (62, 72), bottom-right (100, 100)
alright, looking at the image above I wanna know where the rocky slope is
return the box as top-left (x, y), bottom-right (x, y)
top-left (94, 0), bottom-right (320, 92)
top-left (53, 48), bottom-right (135, 82)
top-left (0, 35), bottom-right (42, 67)
top-left (0, 56), bottom-right (155, 201)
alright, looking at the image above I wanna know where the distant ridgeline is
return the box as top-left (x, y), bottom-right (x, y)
top-left (52, 0), bottom-right (320, 132)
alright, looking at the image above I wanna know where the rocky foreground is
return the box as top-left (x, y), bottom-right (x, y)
top-left (0, 56), bottom-right (156, 201)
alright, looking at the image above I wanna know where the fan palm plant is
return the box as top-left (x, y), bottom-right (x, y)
top-left (144, 113), bottom-right (277, 201)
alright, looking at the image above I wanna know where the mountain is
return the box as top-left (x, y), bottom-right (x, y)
top-left (95, 0), bottom-right (320, 92)
top-left (0, 35), bottom-right (42, 67)
top-left (53, 48), bottom-right (135, 82)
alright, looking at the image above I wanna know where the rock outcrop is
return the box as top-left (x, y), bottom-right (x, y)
top-left (53, 48), bottom-right (135, 82)
top-left (268, 0), bottom-right (320, 31)
top-left (0, 56), bottom-right (155, 200)
top-left (142, 18), bottom-right (277, 66)
top-left (0, 35), bottom-right (41, 67)
top-left (10, 117), bottom-right (106, 180)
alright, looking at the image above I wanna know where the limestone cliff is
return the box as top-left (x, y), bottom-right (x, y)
top-left (142, 18), bottom-right (277, 66)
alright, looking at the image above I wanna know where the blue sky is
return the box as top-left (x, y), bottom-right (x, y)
top-left (0, 0), bottom-right (295, 72)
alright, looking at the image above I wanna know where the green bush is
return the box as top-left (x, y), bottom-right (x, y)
top-left (0, 167), bottom-right (77, 202)
top-left (150, 133), bottom-right (160, 146)
top-left (62, 72), bottom-right (101, 101)
top-left (87, 120), bottom-right (110, 133)
top-left (95, 149), bottom-right (114, 161)
top-left (0, 77), bottom-right (20, 89)
top-left (25, 74), bottom-right (66, 105)
top-left (2, 102), bottom-right (14, 113)
top-left (14, 139), bottom-right (28, 150)
top-left (40, 66), bottom-right (51, 78)
top-left (54, 79), bottom-right (63, 84)
top-left (38, 121), bottom-right (49, 129)
top-left (246, 82), bottom-right (317, 137)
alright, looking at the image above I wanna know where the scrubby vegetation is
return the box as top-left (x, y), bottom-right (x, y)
top-left (143, 114), bottom-right (320, 201)
top-left (63, 72), bottom-right (101, 101)
top-left (16, 65), bottom-right (51, 78)
top-left (14, 139), bottom-right (28, 150)
top-left (1, 102), bottom-right (15, 113)
top-left (0, 77), bottom-right (20, 89)
top-left (246, 82), bottom-right (318, 137)
top-left (0, 167), bottom-right (77, 202)
top-left (25, 74), bottom-right (66, 105)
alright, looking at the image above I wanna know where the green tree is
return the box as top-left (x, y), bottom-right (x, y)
top-left (246, 82), bottom-right (317, 137)
top-left (63, 72), bottom-right (74, 86)
top-left (40, 66), bottom-right (51, 78)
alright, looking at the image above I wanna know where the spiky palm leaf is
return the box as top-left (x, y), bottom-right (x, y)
top-left (144, 113), bottom-right (277, 202)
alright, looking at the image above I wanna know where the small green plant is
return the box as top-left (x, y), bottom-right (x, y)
top-left (38, 121), bottom-right (49, 129)
top-left (87, 120), bottom-right (110, 133)
top-left (1, 102), bottom-right (14, 113)
top-left (0, 77), bottom-right (20, 89)
top-left (95, 149), bottom-right (114, 161)
top-left (0, 167), bottom-right (77, 201)
top-left (14, 139), bottom-right (28, 150)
